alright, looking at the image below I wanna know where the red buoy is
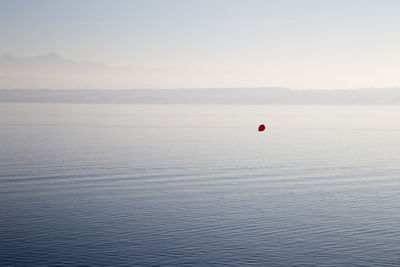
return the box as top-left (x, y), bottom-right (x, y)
top-left (258, 124), bottom-right (266, 132)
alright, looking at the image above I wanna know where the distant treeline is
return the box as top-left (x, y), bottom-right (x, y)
top-left (1, 88), bottom-right (400, 104)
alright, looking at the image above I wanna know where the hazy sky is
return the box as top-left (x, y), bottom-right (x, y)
top-left (1, 0), bottom-right (400, 89)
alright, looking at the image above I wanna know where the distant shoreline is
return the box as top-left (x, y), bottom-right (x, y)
top-left (1, 88), bottom-right (400, 105)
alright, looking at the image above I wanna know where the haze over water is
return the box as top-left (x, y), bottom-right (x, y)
top-left (1, 103), bottom-right (399, 266)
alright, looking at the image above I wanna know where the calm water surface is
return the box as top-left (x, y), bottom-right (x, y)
top-left (0, 103), bottom-right (399, 266)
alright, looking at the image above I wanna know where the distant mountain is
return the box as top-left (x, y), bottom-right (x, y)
top-left (0, 53), bottom-right (131, 89)
top-left (0, 53), bottom-right (109, 70)
top-left (2, 88), bottom-right (400, 105)
top-left (2, 53), bottom-right (400, 104)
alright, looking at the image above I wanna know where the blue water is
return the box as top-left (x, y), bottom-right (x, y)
top-left (1, 103), bottom-right (399, 266)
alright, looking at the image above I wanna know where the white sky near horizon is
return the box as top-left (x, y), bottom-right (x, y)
top-left (1, 0), bottom-right (400, 89)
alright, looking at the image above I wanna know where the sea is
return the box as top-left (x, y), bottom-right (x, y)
top-left (0, 103), bottom-right (399, 266)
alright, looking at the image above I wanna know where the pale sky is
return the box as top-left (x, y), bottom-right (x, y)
top-left (1, 0), bottom-right (400, 89)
